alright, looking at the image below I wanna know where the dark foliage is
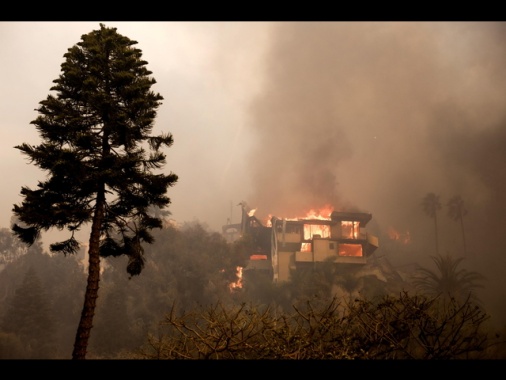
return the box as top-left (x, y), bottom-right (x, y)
top-left (133, 292), bottom-right (491, 359)
top-left (1, 267), bottom-right (57, 358)
top-left (11, 23), bottom-right (177, 359)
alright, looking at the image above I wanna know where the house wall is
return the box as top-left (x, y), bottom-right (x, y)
top-left (330, 224), bottom-right (341, 238)
top-left (270, 215), bottom-right (378, 282)
top-left (278, 251), bottom-right (294, 282)
top-left (278, 232), bottom-right (302, 244)
top-left (313, 239), bottom-right (338, 261)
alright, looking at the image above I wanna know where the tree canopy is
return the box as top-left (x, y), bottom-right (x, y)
top-left (412, 253), bottom-right (485, 304)
top-left (11, 23), bottom-right (177, 359)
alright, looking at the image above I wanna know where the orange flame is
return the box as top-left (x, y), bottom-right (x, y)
top-left (229, 266), bottom-right (243, 291)
top-left (302, 204), bottom-right (334, 220)
top-left (387, 226), bottom-right (411, 244)
top-left (284, 204), bottom-right (334, 221)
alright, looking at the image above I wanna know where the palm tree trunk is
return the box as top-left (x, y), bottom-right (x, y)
top-left (434, 214), bottom-right (439, 255)
top-left (460, 216), bottom-right (467, 257)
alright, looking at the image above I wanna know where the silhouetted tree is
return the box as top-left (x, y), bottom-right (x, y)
top-left (90, 284), bottom-right (137, 357)
top-left (0, 227), bottom-right (29, 265)
top-left (1, 267), bottom-right (56, 358)
top-left (142, 222), bottom-right (244, 311)
top-left (346, 292), bottom-right (489, 359)
top-left (412, 253), bottom-right (485, 304)
top-left (421, 192), bottom-right (442, 254)
top-left (447, 195), bottom-right (468, 257)
top-left (147, 205), bottom-right (173, 227)
top-left (0, 247), bottom-right (85, 358)
top-left (11, 23), bottom-right (177, 359)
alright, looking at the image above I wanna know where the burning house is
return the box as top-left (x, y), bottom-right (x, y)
top-left (224, 203), bottom-right (379, 283)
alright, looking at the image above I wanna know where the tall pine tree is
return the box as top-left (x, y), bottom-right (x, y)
top-left (12, 24), bottom-right (178, 359)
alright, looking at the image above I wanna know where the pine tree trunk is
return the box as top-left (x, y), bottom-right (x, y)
top-left (72, 194), bottom-right (105, 360)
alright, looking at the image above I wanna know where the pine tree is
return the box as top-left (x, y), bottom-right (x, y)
top-left (1, 267), bottom-right (56, 358)
top-left (0, 226), bottom-right (29, 265)
top-left (12, 24), bottom-right (178, 359)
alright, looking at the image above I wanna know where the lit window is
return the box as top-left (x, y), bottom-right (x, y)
top-left (301, 243), bottom-right (312, 252)
top-left (341, 221), bottom-right (360, 239)
top-left (304, 224), bottom-right (330, 240)
top-left (338, 244), bottom-right (363, 257)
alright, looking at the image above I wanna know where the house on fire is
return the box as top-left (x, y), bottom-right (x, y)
top-left (222, 203), bottom-right (379, 283)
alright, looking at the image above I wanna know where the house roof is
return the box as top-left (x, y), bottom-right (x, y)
top-left (330, 211), bottom-right (372, 226)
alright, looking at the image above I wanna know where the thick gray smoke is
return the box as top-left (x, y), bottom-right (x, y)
top-left (244, 22), bottom-right (506, 325)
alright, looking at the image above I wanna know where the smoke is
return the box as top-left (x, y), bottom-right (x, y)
top-left (243, 22), bottom-right (506, 324)
top-left (245, 22), bottom-right (506, 227)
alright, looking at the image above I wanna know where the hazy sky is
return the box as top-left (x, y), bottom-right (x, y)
top-left (0, 22), bottom-right (270, 233)
top-left (2, 22), bottom-right (506, 252)
top-left (2, 21), bottom-right (506, 324)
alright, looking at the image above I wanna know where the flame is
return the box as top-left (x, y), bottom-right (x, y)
top-left (301, 242), bottom-right (312, 252)
top-left (304, 224), bottom-right (331, 240)
top-left (229, 266), bottom-right (243, 291)
top-left (267, 205), bottom-right (335, 240)
top-left (250, 254), bottom-right (267, 260)
top-left (283, 204), bottom-right (334, 221)
top-left (388, 226), bottom-right (400, 240)
top-left (248, 208), bottom-right (257, 217)
top-left (302, 204), bottom-right (334, 220)
top-left (290, 205), bottom-right (334, 240)
top-left (387, 226), bottom-right (411, 244)
top-left (341, 221), bottom-right (359, 239)
top-left (260, 205), bottom-right (334, 227)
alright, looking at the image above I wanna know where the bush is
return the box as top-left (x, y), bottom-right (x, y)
top-left (131, 291), bottom-right (490, 359)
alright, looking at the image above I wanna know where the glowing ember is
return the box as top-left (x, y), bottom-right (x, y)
top-left (250, 254), bottom-right (268, 260)
top-left (387, 226), bottom-right (411, 244)
top-left (229, 266), bottom-right (243, 291)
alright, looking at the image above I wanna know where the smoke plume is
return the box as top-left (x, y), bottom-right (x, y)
top-left (244, 22), bottom-right (506, 324)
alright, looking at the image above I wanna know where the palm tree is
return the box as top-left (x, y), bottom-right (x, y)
top-left (447, 195), bottom-right (468, 257)
top-left (421, 193), bottom-right (442, 255)
top-left (412, 254), bottom-right (484, 304)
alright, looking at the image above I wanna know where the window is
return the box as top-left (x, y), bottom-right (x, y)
top-left (276, 222), bottom-right (301, 234)
top-left (338, 243), bottom-right (363, 257)
top-left (250, 254), bottom-right (268, 260)
top-left (341, 221), bottom-right (360, 239)
top-left (304, 224), bottom-right (330, 240)
top-left (301, 242), bottom-right (312, 252)
top-left (287, 224), bottom-right (300, 234)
